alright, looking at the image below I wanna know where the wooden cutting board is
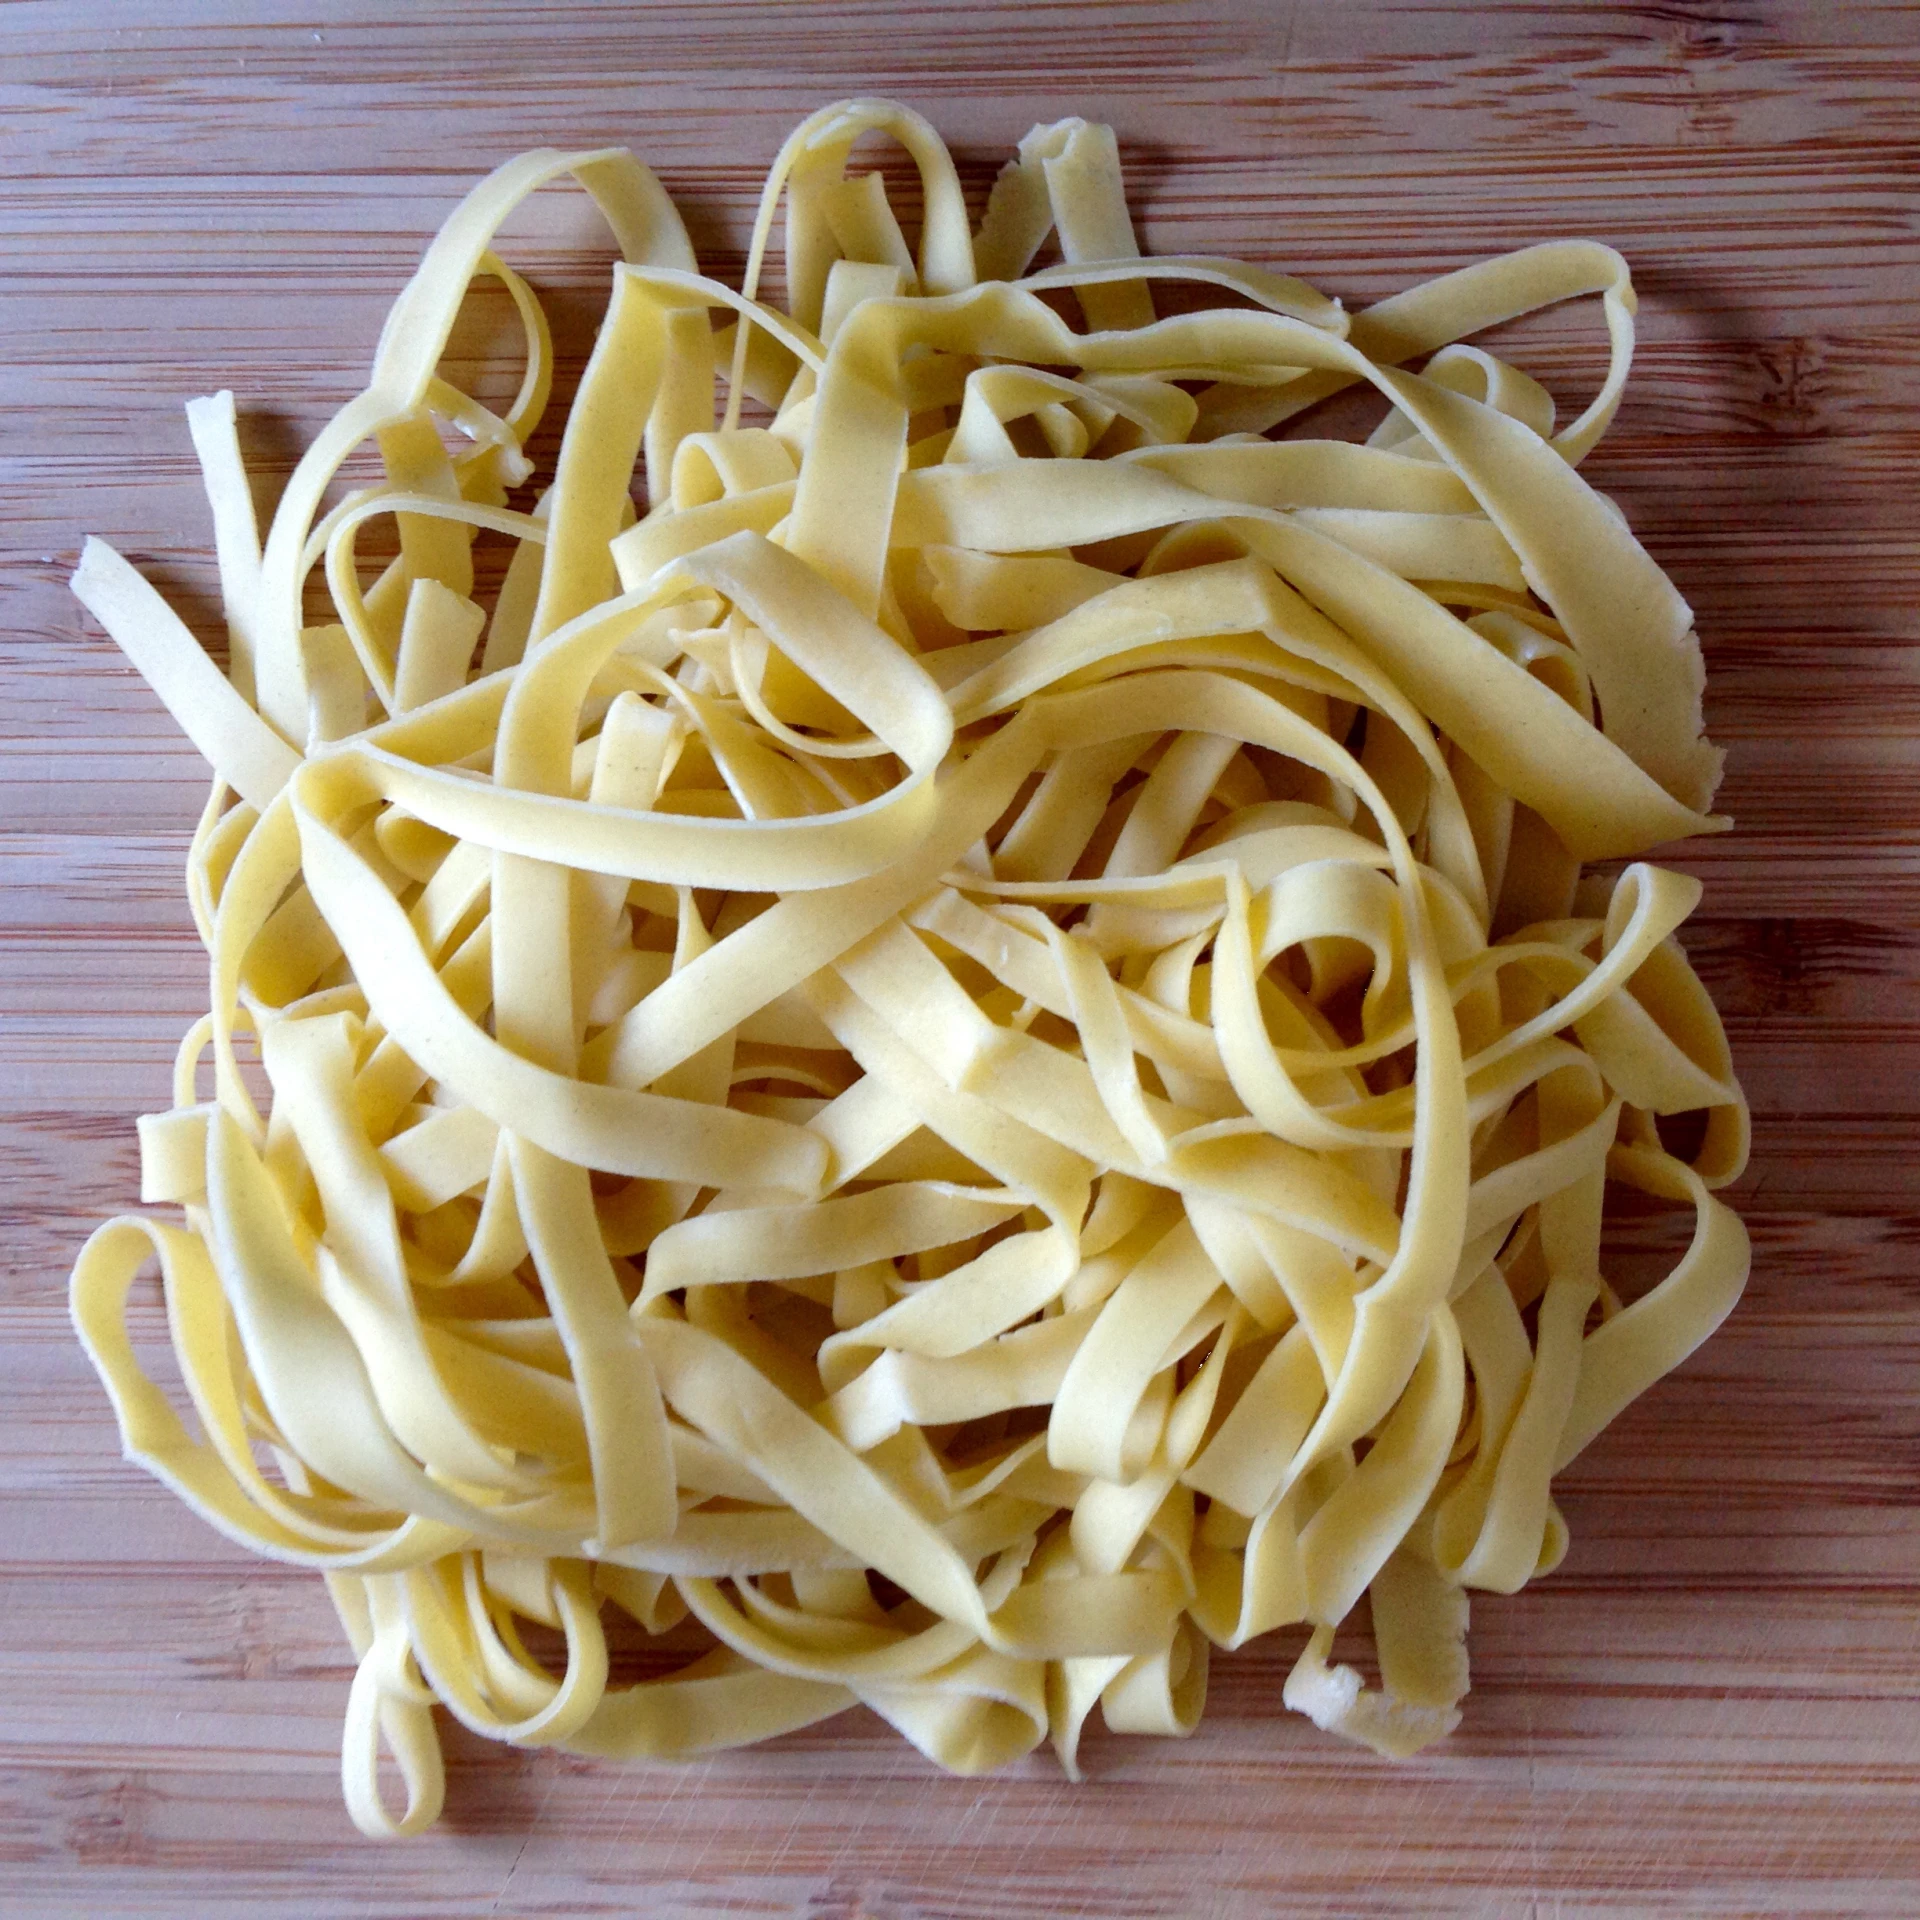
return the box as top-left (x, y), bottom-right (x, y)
top-left (4, 3), bottom-right (1918, 1913)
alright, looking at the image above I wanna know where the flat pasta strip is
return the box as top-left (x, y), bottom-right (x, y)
top-left (70, 98), bottom-right (1749, 1839)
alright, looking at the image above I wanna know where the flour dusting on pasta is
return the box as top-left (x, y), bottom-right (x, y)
top-left (70, 100), bottom-right (1750, 1838)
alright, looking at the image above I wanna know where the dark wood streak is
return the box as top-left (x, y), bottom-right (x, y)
top-left (3, 1), bottom-right (1918, 1912)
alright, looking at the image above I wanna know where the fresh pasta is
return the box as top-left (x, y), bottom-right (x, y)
top-left (70, 99), bottom-right (1750, 1838)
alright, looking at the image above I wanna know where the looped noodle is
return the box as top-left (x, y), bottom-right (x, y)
top-left (70, 100), bottom-right (1749, 1837)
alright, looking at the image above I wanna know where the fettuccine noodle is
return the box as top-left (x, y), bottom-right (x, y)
top-left (70, 100), bottom-right (1750, 1837)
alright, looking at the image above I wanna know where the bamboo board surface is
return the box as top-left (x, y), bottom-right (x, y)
top-left (4, 2), bottom-right (1919, 1914)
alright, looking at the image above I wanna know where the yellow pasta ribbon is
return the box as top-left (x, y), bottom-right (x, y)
top-left (71, 98), bottom-right (1749, 1835)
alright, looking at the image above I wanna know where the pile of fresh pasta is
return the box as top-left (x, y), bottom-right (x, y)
top-left (71, 100), bottom-right (1751, 1837)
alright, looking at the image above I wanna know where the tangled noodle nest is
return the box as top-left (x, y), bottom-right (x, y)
top-left (71, 99), bottom-right (1750, 1837)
